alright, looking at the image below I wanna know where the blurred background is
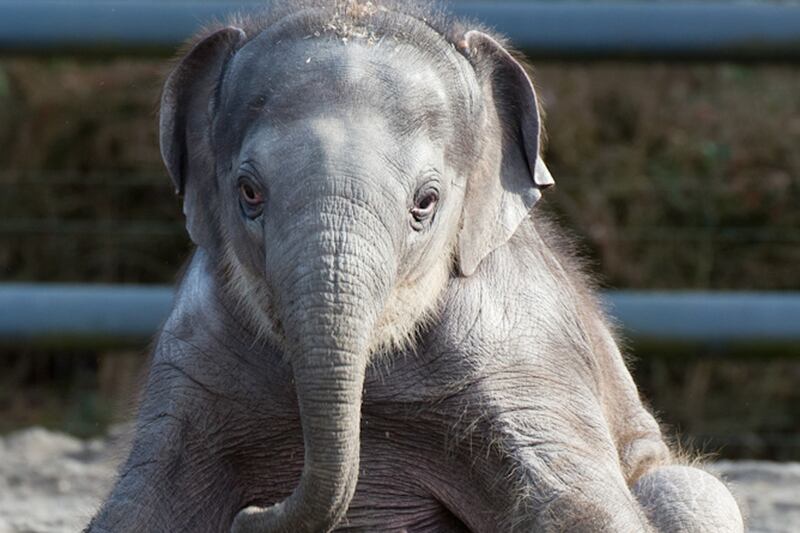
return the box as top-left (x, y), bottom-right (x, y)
top-left (0, 0), bottom-right (798, 466)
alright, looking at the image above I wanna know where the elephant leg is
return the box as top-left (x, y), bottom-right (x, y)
top-left (535, 481), bottom-right (655, 533)
top-left (472, 435), bottom-right (658, 531)
top-left (87, 353), bottom-right (259, 533)
top-left (633, 465), bottom-right (743, 533)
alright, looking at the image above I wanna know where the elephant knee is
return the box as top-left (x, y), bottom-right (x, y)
top-left (633, 465), bottom-right (743, 533)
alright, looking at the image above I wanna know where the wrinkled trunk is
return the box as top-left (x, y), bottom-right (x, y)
top-left (279, 336), bottom-right (369, 531)
top-left (234, 201), bottom-right (395, 533)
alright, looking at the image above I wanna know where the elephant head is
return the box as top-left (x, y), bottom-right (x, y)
top-left (159, 11), bottom-right (553, 532)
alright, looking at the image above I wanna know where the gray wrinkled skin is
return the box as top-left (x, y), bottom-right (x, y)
top-left (87, 2), bottom-right (743, 532)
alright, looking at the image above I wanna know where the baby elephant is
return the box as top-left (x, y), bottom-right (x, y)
top-left (88, 1), bottom-right (743, 532)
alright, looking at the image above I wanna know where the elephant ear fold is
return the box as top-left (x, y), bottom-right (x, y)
top-left (456, 31), bottom-right (555, 277)
top-left (159, 26), bottom-right (246, 247)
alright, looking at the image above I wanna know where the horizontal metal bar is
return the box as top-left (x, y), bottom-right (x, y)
top-left (462, 2), bottom-right (800, 60)
top-left (603, 292), bottom-right (800, 343)
top-left (0, 284), bottom-right (174, 342)
top-left (0, 1), bottom-right (799, 59)
top-left (1, 284), bottom-right (799, 344)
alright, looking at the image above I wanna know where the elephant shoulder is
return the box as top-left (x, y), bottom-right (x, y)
top-left (155, 251), bottom-right (283, 371)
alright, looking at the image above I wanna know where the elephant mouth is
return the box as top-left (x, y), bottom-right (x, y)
top-left (223, 236), bottom-right (452, 360)
top-left (222, 244), bottom-right (287, 345)
top-left (368, 249), bottom-right (452, 357)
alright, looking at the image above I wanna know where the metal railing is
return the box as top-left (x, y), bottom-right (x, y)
top-left (2, 284), bottom-right (799, 346)
top-left (0, 1), bottom-right (800, 59)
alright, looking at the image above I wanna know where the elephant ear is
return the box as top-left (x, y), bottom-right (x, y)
top-left (159, 26), bottom-right (246, 247)
top-left (457, 31), bottom-right (555, 277)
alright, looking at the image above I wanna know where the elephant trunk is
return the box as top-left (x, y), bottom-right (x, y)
top-left (287, 340), bottom-right (368, 530)
top-left (233, 206), bottom-right (394, 533)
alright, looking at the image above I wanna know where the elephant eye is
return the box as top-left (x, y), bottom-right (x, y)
top-left (240, 182), bottom-right (262, 204)
top-left (411, 189), bottom-right (439, 226)
top-left (238, 177), bottom-right (265, 218)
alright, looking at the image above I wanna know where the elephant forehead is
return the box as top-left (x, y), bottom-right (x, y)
top-left (220, 35), bottom-right (455, 141)
top-left (240, 113), bottom-right (441, 190)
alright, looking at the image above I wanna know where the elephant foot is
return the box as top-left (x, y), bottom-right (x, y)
top-left (633, 465), bottom-right (743, 532)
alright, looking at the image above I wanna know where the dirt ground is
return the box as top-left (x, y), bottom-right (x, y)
top-left (0, 428), bottom-right (798, 533)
